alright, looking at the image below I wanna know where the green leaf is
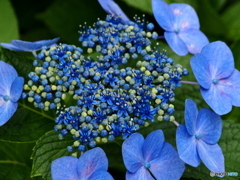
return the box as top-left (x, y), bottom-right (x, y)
top-left (221, 2), bottom-right (240, 41)
top-left (0, 100), bottom-right (55, 142)
top-left (37, 0), bottom-right (106, 45)
top-left (31, 130), bottom-right (74, 179)
top-left (0, 48), bottom-right (34, 79)
top-left (0, 0), bottom-right (19, 42)
top-left (0, 141), bottom-right (35, 180)
top-left (121, 0), bottom-right (152, 14)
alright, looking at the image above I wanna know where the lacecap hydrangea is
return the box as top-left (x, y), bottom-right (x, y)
top-left (22, 14), bottom-right (188, 152)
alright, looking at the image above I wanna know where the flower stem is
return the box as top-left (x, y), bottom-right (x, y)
top-left (172, 120), bottom-right (179, 127)
top-left (180, 81), bottom-right (200, 86)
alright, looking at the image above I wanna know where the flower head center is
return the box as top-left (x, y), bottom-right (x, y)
top-left (195, 133), bottom-right (202, 140)
top-left (3, 95), bottom-right (10, 101)
top-left (212, 78), bottom-right (219, 84)
top-left (143, 162), bottom-right (151, 169)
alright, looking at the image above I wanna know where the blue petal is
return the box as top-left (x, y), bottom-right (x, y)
top-left (122, 133), bottom-right (144, 173)
top-left (142, 130), bottom-right (165, 162)
top-left (11, 37), bottom-right (60, 51)
top-left (51, 156), bottom-right (79, 180)
top-left (0, 43), bottom-right (24, 51)
top-left (190, 53), bottom-right (212, 89)
top-left (98, 0), bottom-right (130, 24)
top-left (196, 108), bottom-right (222, 144)
top-left (0, 100), bottom-right (18, 126)
top-left (0, 61), bottom-right (18, 94)
top-left (126, 168), bottom-right (154, 180)
top-left (184, 99), bottom-right (198, 136)
top-left (179, 29), bottom-right (209, 54)
top-left (197, 141), bottom-right (225, 173)
top-left (77, 147), bottom-right (108, 178)
top-left (152, 0), bottom-right (175, 31)
top-left (88, 170), bottom-right (114, 180)
top-left (200, 85), bottom-right (232, 115)
top-left (150, 142), bottom-right (185, 180)
top-left (176, 125), bottom-right (200, 167)
top-left (169, 3), bottom-right (199, 30)
top-left (164, 31), bottom-right (188, 56)
top-left (217, 69), bottom-right (240, 107)
top-left (200, 41), bottom-right (234, 79)
top-left (10, 77), bottom-right (24, 102)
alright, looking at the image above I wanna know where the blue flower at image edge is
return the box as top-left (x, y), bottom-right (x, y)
top-left (122, 130), bottom-right (185, 180)
top-left (51, 147), bottom-right (114, 180)
top-left (176, 99), bottom-right (224, 173)
top-left (0, 37), bottom-right (60, 52)
top-left (190, 41), bottom-right (240, 115)
top-left (98, 0), bottom-right (130, 24)
top-left (152, 0), bottom-right (209, 56)
top-left (0, 61), bottom-right (24, 126)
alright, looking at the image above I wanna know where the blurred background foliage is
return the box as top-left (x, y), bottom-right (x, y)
top-left (0, 0), bottom-right (240, 179)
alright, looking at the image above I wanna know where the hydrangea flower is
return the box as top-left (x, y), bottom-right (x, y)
top-left (0, 37), bottom-right (60, 56)
top-left (0, 61), bottom-right (24, 126)
top-left (152, 0), bottom-right (209, 56)
top-left (176, 99), bottom-right (224, 173)
top-left (98, 0), bottom-right (130, 24)
top-left (122, 130), bottom-right (185, 180)
top-left (51, 147), bottom-right (114, 180)
top-left (190, 41), bottom-right (240, 115)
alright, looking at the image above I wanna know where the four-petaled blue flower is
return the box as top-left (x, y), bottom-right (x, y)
top-left (190, 41), bottom-right (240, 115)
top-left (0, 37), bottom-right (60, 56)
top-left (0, 61), bottom-right (24, 126)
top-left (176, 99), bottom-right (224, 173)
top-left (152, 0), bottom-right (209, 56)
top-left (51, 147), bottom-right (114, 180)
top-left (98, 0), bottom-right (130, 24)
top-left (122, 130), bottom-right (185, 180)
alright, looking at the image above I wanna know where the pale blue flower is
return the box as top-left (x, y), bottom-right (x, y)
top-left (51, 147), bottom-right (114, 180)
top-left (0, 61), bottom-right (24, 126)
top-left (122, 130), bottom-right (185, 180)
top-left (98, 0), bottom-right (130, 24)
top-left (176, 99), bottom-right (225, 173)
top-left (0, 37), bottom-right (60, 56)
top-left (152, 0), bottom-right (209, 56)
top-left (190, 41), bottom-right (240, 115)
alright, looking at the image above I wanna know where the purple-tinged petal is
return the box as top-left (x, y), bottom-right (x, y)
top-left (0, 100), bottom-right (18, 126)
top-left (150, 142), bottom-right (185, 180)
top-left (51, 156), bottom-right (79, 180)
top-left (190, 53), bottom-right (212, 89)
top-left (179, 29), bottom-right (209, 54)
top-left (122, 133), bottom-right (144, 173)
top-left (0, 43), bottom-right (24, 51)
top-left (152, 0), bottom-right (175, 31)
top-left (88, 170), bottom-right (114, 180)
top-left (10, 77), bottom-right (24, 102)
top-left (197, 141), bottom-right (225, 173)
top-left (218, 69), bottom-right (240, 107)
top-left (77, 147), bottom-right (108, 178)
top-left (142, 130), bottom-right (165, 162)
top-left (196, 108), bottom-right (222, 144)
top-left (126, 168), bottom-right (154, 180)
top-left (201, 41), bottom-right (234, 79)
top-left (200, 85), bottom-right (232, 115)
top-left (169, 3), bottom-right (199, 31)
top-left (185, 99), bottom-right (198, 136)
top-left (98, 0), bottom-right (130, 24)
top-left (176, 125), bottom-right (200, 167)
top-left (11, 37), bottom-right (60, 51)
top-left (164, 31), bottom-right (188, 56)
top-left (0, 61), bottom-right (18, 94)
